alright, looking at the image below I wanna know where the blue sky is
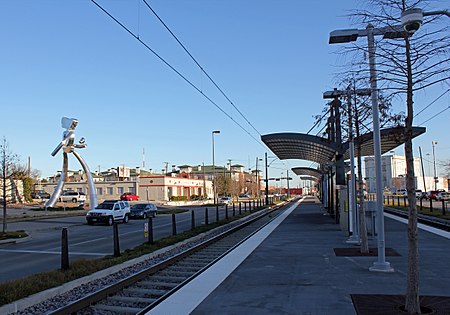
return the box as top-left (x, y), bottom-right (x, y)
top-left (0, 0), bottom-right (448, 187)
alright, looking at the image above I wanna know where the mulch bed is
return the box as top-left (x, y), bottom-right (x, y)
top-left (351, 294), bottom-right (450, 314)
top-left (334, 247), bottom-right (401, 257)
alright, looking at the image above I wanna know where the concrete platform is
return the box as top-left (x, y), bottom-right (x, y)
top-left (149, 197), bottom-right (450, 315)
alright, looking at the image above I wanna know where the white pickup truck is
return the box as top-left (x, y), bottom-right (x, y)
top-left (86, 200), bottom-right (130, 226)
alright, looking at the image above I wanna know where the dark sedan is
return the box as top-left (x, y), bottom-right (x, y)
top-left (129, 203), bottom-right (158, 219)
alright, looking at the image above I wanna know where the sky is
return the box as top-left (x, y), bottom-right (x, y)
top-left (0, 0), bottom-right (449, 188)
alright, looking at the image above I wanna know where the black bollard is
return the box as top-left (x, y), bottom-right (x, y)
top-left (61, 227), bottom-right (69, 270)
top-left (216, 205), bottom-right (219, 222)
top-left (239, 202), bottom-right (242, 215)
top-left (191, 210), bottom-right (195, 230)
top-left (148, 217), bottom-right (154, 244)
top-left (113, 222), bottom-right (120, 257)
top-left (205, 207), bottom-right (209, 225)
top-left (442, 200), bottom-right (446, 216)
top-left (244, 201), bottom-right (247, 212)
top-left (430, 198), bottom-right (433, 213)
top-left (225, 204), bottom-right (228, 219)
top-left (233, 203), bottom-right (236, 216)
top-left (172, 213), bottom-right (177, 236)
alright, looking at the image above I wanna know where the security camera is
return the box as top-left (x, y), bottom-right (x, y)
top-left (401, 8), bottom-right (423, 34)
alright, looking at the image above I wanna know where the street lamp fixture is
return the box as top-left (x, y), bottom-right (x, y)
top-left (212, 130), bottom-right (220, 204)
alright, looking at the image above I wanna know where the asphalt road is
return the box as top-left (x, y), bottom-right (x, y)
top-left (0, 205), bottom-right (237, 283)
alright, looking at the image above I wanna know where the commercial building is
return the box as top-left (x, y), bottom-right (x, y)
top-left (364, 154), bottom-right (448, 193)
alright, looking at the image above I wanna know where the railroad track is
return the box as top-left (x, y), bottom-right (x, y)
top-left (385, 207), bottom-right (450, 232)
top-left (48, 203), bottom-right (288, 315)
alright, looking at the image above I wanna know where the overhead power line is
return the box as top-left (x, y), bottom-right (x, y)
top-left (91, 0), bottom-right (265, 148)
top-left (414, 88), bottom-right (450, 118)
top-left (418, 105), bottom-right (450, 125)
top-left (142, 0), bottom-right (261, 136)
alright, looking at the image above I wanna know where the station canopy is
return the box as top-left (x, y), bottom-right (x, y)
top-left (262, 126), bottom-right (426, 170)
top-left (261, 133), bottom-right (339, 166)
top-left (342, 126), bottom-right (426, 160)
top-left (291, 167), bottom-right (322, 179)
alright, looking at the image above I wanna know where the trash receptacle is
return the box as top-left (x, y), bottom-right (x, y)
top-left (364, 201), bottom-right (377, 237)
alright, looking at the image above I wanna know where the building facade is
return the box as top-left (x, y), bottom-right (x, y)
top-left (39, 166), bottom-right (214, 203)
top-left (364, 154), bottom-right (448, 193)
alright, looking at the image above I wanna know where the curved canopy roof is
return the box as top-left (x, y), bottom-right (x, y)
top-left (262, 126), bottom-right (426, 168)
top-left (342, 126), bottom-right (426, 160)
top-left (300, 176), bottom-right (320, 182)
top-left (291, 167), bottom-right (322, 179)
top-left (261, 133), bottom-right (339, 166)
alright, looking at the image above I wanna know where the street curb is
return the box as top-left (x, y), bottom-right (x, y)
top-left (0, 235), bottom-right (32, 245)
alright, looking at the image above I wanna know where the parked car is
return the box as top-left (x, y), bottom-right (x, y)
top-left (396, 189), bottom-right (407, 196)
top-left (426, 189), bottom-right (445, 200)
top-left (415, 190), bottom-right (423, 198)
top-left (86, 200), bottom-right (130, 225)
top-left (239, 193), bottom-right (250, 198)
top-left (130, 203), bottom-right (158, 219)
top-left (219, 196), bottom-right (233, 205)
top-left (435, 192), bottom-right (450, 201)
top-left (120, 192), bottom-right (139, 201)
top-left (59, 191), bottom-right (86, 203)
top-left (30, 190), bottom-right (51, 199)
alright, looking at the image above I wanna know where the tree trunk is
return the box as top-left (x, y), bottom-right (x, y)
top-left (2, 162), bottom-right (6, 233)
top-left (404, 36), bottom-right (421, 314)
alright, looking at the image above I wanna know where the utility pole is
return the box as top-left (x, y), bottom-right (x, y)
top-left (432, 141), bottom-right (438, 190)
top-left (265, 153), bottom-right (269, 205)
top-left (418, 147), bottom-right (427, 194)
top-left (286, 170), bottom-right (290, 198)
top-left (164, 162), bottom-right (169, 175)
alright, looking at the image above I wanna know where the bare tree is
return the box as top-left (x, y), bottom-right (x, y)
top-left (344, 0), bottom-right (450, 313)
top-left (1, 137), bottom-right (20, 233)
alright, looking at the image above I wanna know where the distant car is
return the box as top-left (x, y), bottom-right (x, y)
top-left (415, 190), bottom-right (423, 198)
top-left (396, 189), bottom-right (407, 196)
top-left (239, 193), bottom-right (250, 198)
top-left (120, 192), bottom-right (139, 201)
top-left (426, 189), bottom-right (445, 200)
top-left (31, 190), bottom-right (51, 199)
top-left (219, 197), bottom-right (233, 205)
top-left (59, 191), bottom-right (86, 203)
top-left (435, 192), bottom-right (450, 201)
top-left (130, 203), bottom-right (158, 219)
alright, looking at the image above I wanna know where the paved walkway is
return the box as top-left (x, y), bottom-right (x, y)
top-left (149, 197), bottom-right (450, 315)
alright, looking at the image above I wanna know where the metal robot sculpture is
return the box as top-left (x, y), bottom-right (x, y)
top-left (45, 117), bottom-right (98, 209)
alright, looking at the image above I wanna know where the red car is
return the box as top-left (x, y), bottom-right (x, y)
top-left (120, 192), bottom-right (139, 201)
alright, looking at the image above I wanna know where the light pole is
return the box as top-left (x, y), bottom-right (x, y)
top-left (255, 157), bottom-right (262, 198)
top-left (212, 130), bottom-right (220, 204)
top-left (329, 24), bottom-right (407, 272)
top-left (265, 153), bottom-right (269, 205)
top-left (432, 140), bottom-right (438, 190)
top-left (265, 154), bottom-right (278, 205)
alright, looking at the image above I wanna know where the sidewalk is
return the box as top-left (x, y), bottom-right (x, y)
top-left (151, 197), bottom-right (450, 315)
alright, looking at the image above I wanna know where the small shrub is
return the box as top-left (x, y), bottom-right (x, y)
top-left (169, 196), bottom-right (188, 202)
